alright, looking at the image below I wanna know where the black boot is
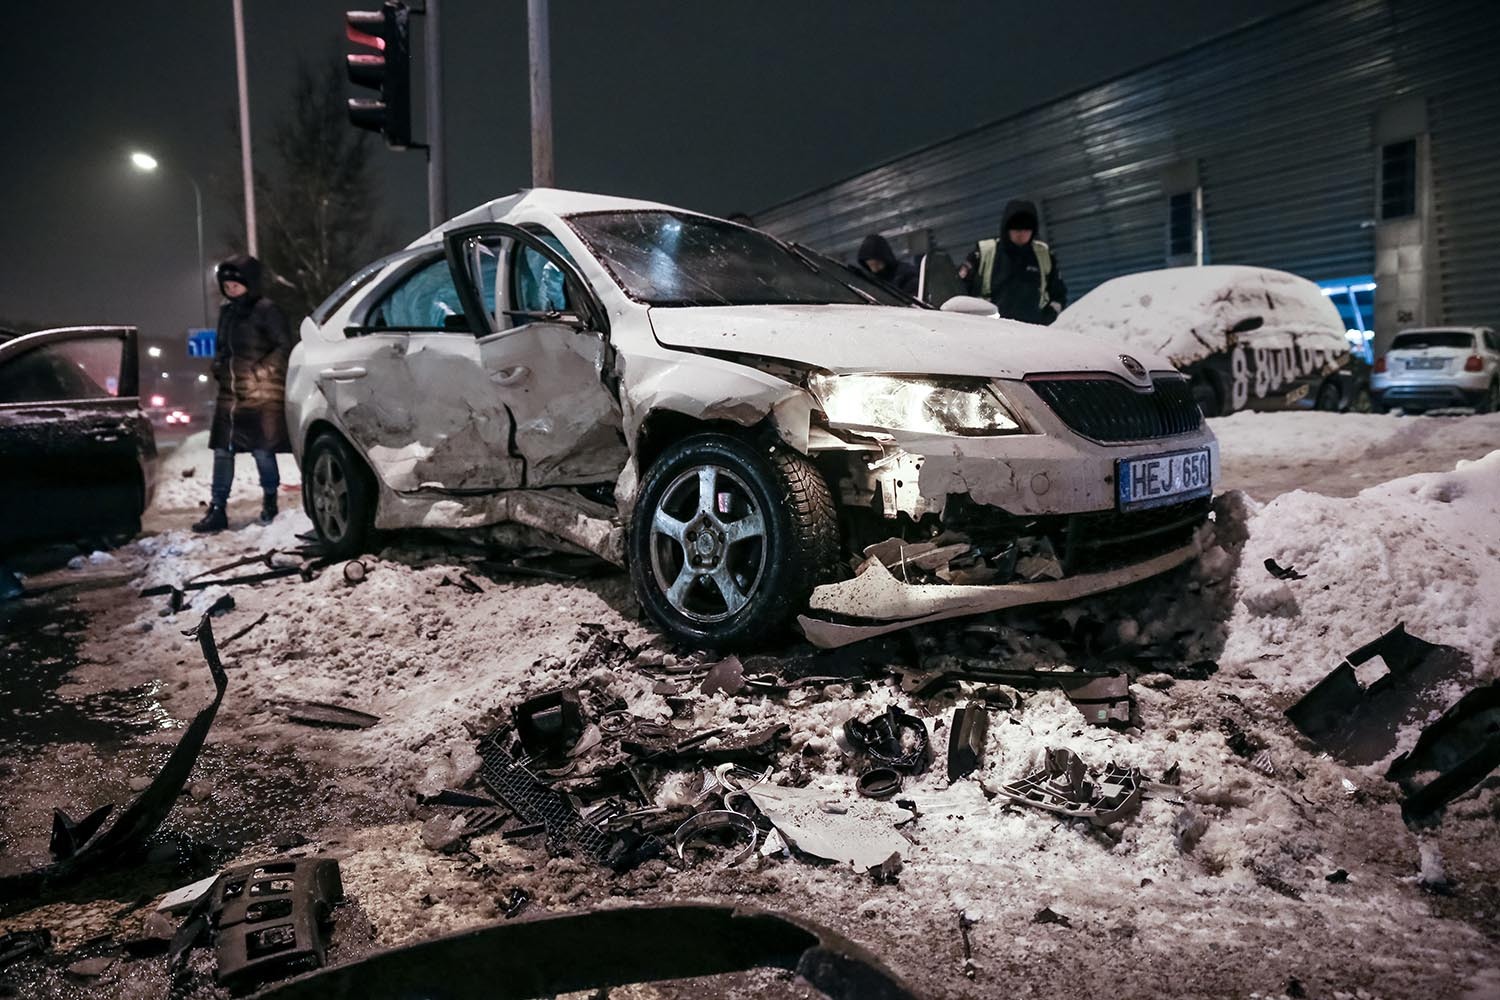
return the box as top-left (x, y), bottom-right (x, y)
top-left (193, 503), bottom-right (228, 533)
top-left (258, 493), bottom-right (278, 525)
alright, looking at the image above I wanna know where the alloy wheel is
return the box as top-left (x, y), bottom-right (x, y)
top-left (647, 464), bottom-right (767, 623)
top-left (312, 450), bottom-right (351, 542)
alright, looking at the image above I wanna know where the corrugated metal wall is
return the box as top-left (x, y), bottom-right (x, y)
top-left (756, 0), bottom-right (1500, 324)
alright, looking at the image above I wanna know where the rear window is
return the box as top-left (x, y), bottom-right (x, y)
top-left (1391, 330), bottom-right (1474, 351)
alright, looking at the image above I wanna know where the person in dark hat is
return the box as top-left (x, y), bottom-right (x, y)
top-left (855, 234), bottom-right (919, 297)
top-left (193, 254), bottom-right (294, 533)
top-left (957, 199), bottom-right (1067, 324)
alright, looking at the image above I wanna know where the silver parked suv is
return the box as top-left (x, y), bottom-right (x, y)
top-left (1371, 327), bottom-right (1500, 413)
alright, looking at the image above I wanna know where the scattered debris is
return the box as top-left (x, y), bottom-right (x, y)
top-left (946, 705), bottom-right (989, 782)
top-left (342, 559), bottom-right (367, 585)
top-left (1252, 864), bottom-right (1303, 901)
top-left (745, 782), bottom-right (915, 873)
top-left (208, 858), bottom-right (343, 989)
top-left (254, 904), bottom-right (919, 1000)
top-left (1000, 748), bottom-right (1143, 827)
top-left (0, 613), bottom-right (229, 899)
top-left (158, 873), bottom-right (222, 915)
top-left (65, 955), bottom-right (116, 978)
top-left (700, 655), bottom-right (747, 696)
top-left (219, 611), bottom-right (270, 648)
top-left (1032, 906), bottom-right (1072, 928)
top-left (1326, 869), bottom-right (1349, 883)
top-left (958, 912), bottom-right (978, 980)
top-left (857, 768), bottom-right (902, 800)
top-left (844, 706), bottom-right (931, 774)
top-left (1284, 623), bottom-right (1470, 765)
top-left (498, 887), bottom-right (530, 919)
top-left (278, 699), bottom-right (380, 730)
top-left (1059, 673), bottom-right (1131, 726)
top-left (513, 688), bottom-right (586, 759)
top-left (672, 809), bottom-right (759, 867)
top-left (0, 929), bottom-right (51, 970)
top-left (1264, 558), bottom-right (1306, 580)
top-left (439, 572), bottom-right (485, 595)
top-left (1386, 680), bottom-right (1500, 826)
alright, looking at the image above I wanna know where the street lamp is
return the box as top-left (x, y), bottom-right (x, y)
top-left (129, 150), bottom-right (209, 329)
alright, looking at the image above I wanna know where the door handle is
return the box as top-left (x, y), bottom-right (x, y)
top-left (490, 365), bottom-right (531, 387)
top-left (318, 366), bottom-right (367, 381)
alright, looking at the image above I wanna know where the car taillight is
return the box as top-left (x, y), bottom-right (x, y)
top-left (1373, 356), bottom-right (1387, 374)
top-left (1464, 355), bottom-right (1483, 372)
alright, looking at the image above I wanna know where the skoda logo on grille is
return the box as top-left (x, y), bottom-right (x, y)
top-left (1119, 354), bottom-right (1147, 381)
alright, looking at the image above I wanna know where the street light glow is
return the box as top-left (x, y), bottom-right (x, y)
top-left (147, 345), bottom-right (162, 358)
top-left (160, 371), bottom-right (169, 379)
top-left (129, 151), bottom-right (159, 172)
top-left (198, 373), bottom-right (209, 383)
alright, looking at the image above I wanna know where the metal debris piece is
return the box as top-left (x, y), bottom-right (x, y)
top-left (0, 929), bottom-right (51, 970)
top-left (255, 903), bottom-right (918, 1000)
top-left (1386, 680), bottom-right (1500, 826)
top-left (946, 706), bottom-right (989, 782)
top-left (1000, 748), bottom-right (1143, 827)
top-left (1059, 673), bottom-right (1131, 726)
top-left (280, 700), bottom-right (380, 730)
top-left (857, 768), bottom-right (902, 800)
top-left (1326, 869), bottom-right (1350, 883)
top-left (1032, 906), bottom-right (1072, 928)
top-left (700, 655), bottom-right (747, 696)
top-left (0, 614), bottom-right (229, 901)
top-left (157, 873), bottom-right (222, 915)
top-left (1252, 865), bottom-right (1303, 901)
top-left (672, 810), bottom-right (759, 867)
top-left (623, 722), bottom-right (789, 767)
top-left (219, 611), bottom-right (269, 648)
top-left (1264, 558), bottom-right (1306, 580)
top-left (342, 560), bottom-right (367, 585)
top-left (844, 706), bottom-right (930, 774)
top-left (513, 688), bottom-right (585, 760)
top-left (897, 660), bottom-right (1112, 698)
top-left (745, 783), bottom-right (915, 874)
top-left (499, 888), bottom-right (530, 919)
top-left (1284, 623), bottom-right (1470, 765)
top-left (477, 732), bottom-right (661, 872)
top-left (209, 857), bottom-right (343, 988)
top-left (439, 573), bottom-right (485, 594)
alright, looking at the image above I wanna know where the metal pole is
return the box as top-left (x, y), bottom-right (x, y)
top-left (425, 0), bottom-right (446, 226)
top-left (527, 0), bottom-right (553, 187)
top-left (188, 174), bottom-right (208, 327)
top-left (232, 0), bottom-right (258, 255)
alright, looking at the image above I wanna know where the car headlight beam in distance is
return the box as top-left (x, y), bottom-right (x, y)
top-left (808, 374), bottom-right (1024, 437)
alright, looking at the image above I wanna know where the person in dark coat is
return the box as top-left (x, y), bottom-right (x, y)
top-left (957, 199), bottom-right (1067, 324)
top-left (855, 234), bottom-right (919, 297)
top-left (193, 255), bottom-right (295, 533)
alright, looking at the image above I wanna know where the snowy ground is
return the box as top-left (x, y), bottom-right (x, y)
top-left (2, 414), bottom-right (1499, 999)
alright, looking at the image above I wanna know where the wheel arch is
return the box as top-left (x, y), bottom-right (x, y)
top-left (301, 419), bottom-right (379, 518)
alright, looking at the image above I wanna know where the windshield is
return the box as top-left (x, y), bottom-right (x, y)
top-left (794, 244), bottom-right (925, 308)
top-left (565, 211), bottom-right (871, 308)
top-left (1391, 330), bottom-right (1475, 351)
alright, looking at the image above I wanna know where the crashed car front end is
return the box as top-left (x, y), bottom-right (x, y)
top-left (797, 369), bottom-right (1218, 647)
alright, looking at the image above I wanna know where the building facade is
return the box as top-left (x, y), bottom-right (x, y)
top-left (756, 0), bottom-right (1500, 355)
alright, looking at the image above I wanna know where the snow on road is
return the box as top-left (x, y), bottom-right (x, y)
top-left (3, 413), bottom-right (1499, 999)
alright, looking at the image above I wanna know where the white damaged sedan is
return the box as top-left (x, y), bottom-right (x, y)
top-left (286, 189), bottom-right (1218, 648)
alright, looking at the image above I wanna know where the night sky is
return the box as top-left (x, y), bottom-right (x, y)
top-left (0, 0), bottom-right (1305, 350)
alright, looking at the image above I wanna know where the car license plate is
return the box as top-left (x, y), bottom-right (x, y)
top-left (1406, 358), bottom-right (1447, 370)
top-left (1116, 448), bottom-right (1212, 512)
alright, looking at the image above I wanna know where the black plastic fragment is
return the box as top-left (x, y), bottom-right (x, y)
top-left (946, 706), bottom-right (989, 782)
top-left (209, 857), bottom-right (343, 989)
top-left (1386, 680), bottom-right (1500, 826)
top-left (1264, 558), bottom-right (1306, 580)
top-left (513, 688), bottom-right (585, 760)
top-left (845, 707), bottom-right (930, 774)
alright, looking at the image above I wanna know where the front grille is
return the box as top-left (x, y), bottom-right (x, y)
top-left (1028, 376), bottom-right (1203, 443)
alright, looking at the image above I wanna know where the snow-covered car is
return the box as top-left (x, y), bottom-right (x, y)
top-left (1370, 326), bottom-right (1499, 413)
top-left (285, 190), bottom-right (1219, 648)
top-left (0, 326), bottom-right (158, 553)
top-left (1055, 266), bottom-right (1355, 417)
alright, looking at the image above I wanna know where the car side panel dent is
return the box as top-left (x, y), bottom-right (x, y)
top-left (621, 355), bottom-right (812, 455)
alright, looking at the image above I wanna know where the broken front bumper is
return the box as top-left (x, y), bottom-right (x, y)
top-left (797, 539), bottom-right (1199, 648)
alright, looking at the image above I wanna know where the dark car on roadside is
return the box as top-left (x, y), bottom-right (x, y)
top-left (1056, 265), bottom-right (1358, 417)
top-left (0, 326), bottom-right (157, 553)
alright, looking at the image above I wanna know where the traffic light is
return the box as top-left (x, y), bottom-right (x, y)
top-left (345, 2), bottom-right (412, 149)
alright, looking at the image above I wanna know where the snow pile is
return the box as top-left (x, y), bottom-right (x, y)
top-left (1209, 410), bottom-right (1500, 463)
top-left (1223, 449), bottom-right (1500, 697)
top-left (1055, 265), bottom-right (1347, 367)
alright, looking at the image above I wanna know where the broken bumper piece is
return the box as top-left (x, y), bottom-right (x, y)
top-left (797, 541), bottom-right (1199, 648)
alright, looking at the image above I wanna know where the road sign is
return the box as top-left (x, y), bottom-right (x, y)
top-left (187, 328), bottom-right (216, 358)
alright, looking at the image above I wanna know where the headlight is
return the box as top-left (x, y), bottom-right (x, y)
top-left (808, 374), bottom-right (1023, 436)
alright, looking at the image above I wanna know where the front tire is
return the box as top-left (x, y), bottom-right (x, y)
top-left (1315, 380), bottom-right (1342, 411)
top-left (303, 432), bottom-right (375, 558)
top-left (1190, 373), bottom-right (1224, 418)
top-left (629, 433), bottom-right (838, 648)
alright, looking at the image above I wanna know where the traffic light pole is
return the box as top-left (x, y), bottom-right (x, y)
top-left (528, 0), bottom-right (553, 188)
top-left (424, 0), bottom-right (446, 227)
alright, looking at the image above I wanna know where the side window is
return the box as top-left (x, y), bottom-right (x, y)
top-left (364, 254), bottom-right (494, 332)
top-left (509, 231), bottom-right (582, 321)
top-left (0, 338), bottom-right (123, 405)
top-left (1485, 331), bottom-right (1498, 353)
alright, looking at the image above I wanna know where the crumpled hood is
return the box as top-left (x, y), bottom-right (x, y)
top-left (646, 304), bottom-right (1167, 382)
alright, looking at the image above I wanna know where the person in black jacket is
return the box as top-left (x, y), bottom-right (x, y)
top-left (957, 199), bottom-right (1067, 324)
top-left (855, 234), bottom-right (919, 297)
top-left (193, 255), bottom-right (295, 533)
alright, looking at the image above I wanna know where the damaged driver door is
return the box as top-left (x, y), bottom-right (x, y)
top-left (445, 224), bottom-right (628, 488)
top-left (324, 251), bottom-right (523, 493)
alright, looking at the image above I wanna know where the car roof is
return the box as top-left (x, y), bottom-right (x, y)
top-left (1394, 326), bottom-right (1487, 335)
top-left (406, 188), bottom-right (682, 249)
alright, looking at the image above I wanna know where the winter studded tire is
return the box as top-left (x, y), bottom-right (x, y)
top-left (304, 432), bottom-right (375, 559)
top-left (629, 433), bottom-right (839, 649)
